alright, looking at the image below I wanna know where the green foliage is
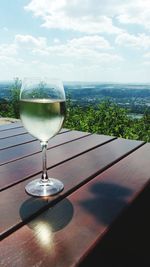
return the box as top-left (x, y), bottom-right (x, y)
top-left (64, 99), bottom-right (150, 142)
top-left (0, 78), bottom-right (21, 119)
top-left (0, 100), bottom-right (14, 118)
top-left (10, 78), bottom-right (21, 118)
top-left (0, 85), bottom-right (149, 142)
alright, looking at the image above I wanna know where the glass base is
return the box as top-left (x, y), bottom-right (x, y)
top-left (25, 178), bottom-right (64, 197)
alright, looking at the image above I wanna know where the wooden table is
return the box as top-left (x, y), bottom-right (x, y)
top-left (0, 123), bottom-right (150, 267)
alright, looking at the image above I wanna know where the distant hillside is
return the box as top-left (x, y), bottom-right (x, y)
top-left (0, 81), bottom-right (150, 114)
top-left (64, 83), bottom-right (150, 114)
top-left (0, 82), bottom-right (13, 100)
top-left (65, 86), bottom-right (150, 98)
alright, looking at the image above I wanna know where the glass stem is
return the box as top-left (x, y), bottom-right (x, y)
top-left (41, 141), bottom-right (48, 182)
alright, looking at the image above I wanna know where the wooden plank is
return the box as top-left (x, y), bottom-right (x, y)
top-left (0, 143), bottom-right (149, 267)
top-left (79, 185), bottom-right (150, 267)
top-left (0, 122), bottom-right (22, 131)
top-left (0, 133), bottom-right (36, 150)
top-left (0, 128), bottom-right (69, 150)
top-left (0, 131), bottom-right (90, 165)
top-left (0, 134), bottom-right (114, 191)
top-left (0, 127), bottom-right (27, 139)
top-left (0, 138), bottom-right (143, 238)
top-left (0, 125), bottom-right (69, 139)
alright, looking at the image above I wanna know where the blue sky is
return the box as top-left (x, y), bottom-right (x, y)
top-left (0, 0), bottom-right (150, 82)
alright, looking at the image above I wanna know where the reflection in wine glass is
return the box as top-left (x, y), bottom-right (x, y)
top-left (20, 78), bottom-right (66, 197)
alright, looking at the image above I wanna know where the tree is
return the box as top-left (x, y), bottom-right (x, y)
top-left (10, 78), bottom-right (21, 118)
top-left (64, 99), bottom-right (150, 142)
top-left (0, 86), bottom-right (149, 142)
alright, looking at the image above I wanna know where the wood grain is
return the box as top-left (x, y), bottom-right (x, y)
top-left (0, 134), bottom-right (114, 191)
top-left (0, 143), bottom-right (149, 267)
top-left (0, 138), bottom-right (144, 238)
top-left (0, 128), bottom-right (69, 150)
top-left (0, 127), bottom-right (27, 139)
top-left (0, 122), bottom-right (22, 131)
top-left (0, 133), bottom-right (36, 150)
top-left (0, 131), bottom-right (90, 165)
top-left (79, 185), bottom-right (150, 267)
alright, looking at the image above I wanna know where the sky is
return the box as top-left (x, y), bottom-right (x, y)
top-left (0, 0), bottom-right (150, 83)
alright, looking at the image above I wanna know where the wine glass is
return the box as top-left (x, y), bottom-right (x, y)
top-left (20, 78), bottom-right (66, 197)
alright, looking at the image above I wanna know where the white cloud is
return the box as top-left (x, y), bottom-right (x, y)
top-left (68, 35), bottom-right (112, 50)
top-left (24, 0), bottom-right (124, 34)
top-left (15, 34), bottom-right (118, 63)
top-left (0, 33), bottom-right (123, 81)
top-left (42, 15), bottom-right (122, 35)
top-left (116, 33), bottom-right (150, 49)
top-left (0, 44), bottom-right (17, 57)
top-left (0, 1), bottom-right (149, 82)
top-left (53, 38), bottom-right (60, 44)
top-left (117, 0), bottom-right (150, 30)
top-left (0, 34), bottom-right (114, 57)
top-left (15, 34), bottom-right (47, 49)
top-left (50, 35), bottom-right (113, 59)
top-left (142, 61), bottom-right (150, 66)
top-left (0, 55), bottom-right (24, 66)
top-left (144, 52), bottom-right (150, 58)
top-left (29, 34), bottom-right (122, 64)
top-left (142, 52), bottom-right (150, 66)
top-left (25, 0), bottom-right (150, 34)
top-left (0, 43), bottom-right (23, 73)
top-left (0, 34), bottom-right (122, 66)
top-left (14, 34), bottom-right (50, 56)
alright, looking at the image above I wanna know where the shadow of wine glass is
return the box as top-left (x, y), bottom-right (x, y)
top-left (20, 197), bottom-right (74, 233)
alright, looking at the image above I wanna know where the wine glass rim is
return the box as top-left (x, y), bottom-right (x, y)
top-left (20, 77), bottom-right (66, 100)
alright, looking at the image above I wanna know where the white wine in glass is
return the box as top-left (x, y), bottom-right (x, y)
top-left (20, 78), bottom-right (66, 197)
